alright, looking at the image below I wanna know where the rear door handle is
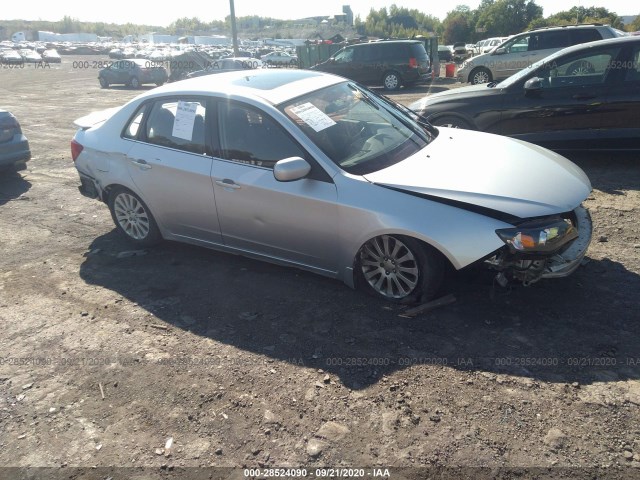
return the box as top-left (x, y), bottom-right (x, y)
top-left (130, 158), bottom-right (152, 170)
top-left (215, 179), bottom-right (241, 190)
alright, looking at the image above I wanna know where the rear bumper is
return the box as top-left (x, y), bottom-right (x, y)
top-left (78, 172), bottom-right (100, 200)
top-left (541, 206), bottom-right (592, 279)
top-left (0, 136), bottom-right (31, 167)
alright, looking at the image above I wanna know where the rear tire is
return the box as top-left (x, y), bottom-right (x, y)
top-left (99, 77), bottom-right (109, 88)
top-left (356, 235), bottom-right (444, 304)
top-left (383, 71), bottom-right (401, 91)
top-left (108, 187), bottom-right (161, 247)
top-left (130, 76), bottom-right (140, 89)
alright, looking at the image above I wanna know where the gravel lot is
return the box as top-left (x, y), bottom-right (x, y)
top-left (1, 57), bottom-right (639, 477)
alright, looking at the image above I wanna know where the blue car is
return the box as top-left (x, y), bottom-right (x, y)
top-left (0, 110), bottom-right (30, 170)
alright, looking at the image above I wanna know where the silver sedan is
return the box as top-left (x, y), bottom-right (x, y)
top-left (71, 69), bottom-right (592, 302)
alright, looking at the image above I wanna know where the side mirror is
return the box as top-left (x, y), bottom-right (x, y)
top-left (524, 77), bottom-right (543, 93)
top-left (273, 157), bottom-right (311, 182)
top-left (493, 47), bottom-right (506, 55)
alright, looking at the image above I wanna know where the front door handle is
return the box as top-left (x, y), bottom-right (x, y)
top-left (215, 179), bottom-right (241, 190)
top-left (130, 158), bottom-right (152, 170)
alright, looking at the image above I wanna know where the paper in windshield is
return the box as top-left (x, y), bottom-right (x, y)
top-left (290, 102), bottom-right (336, 132)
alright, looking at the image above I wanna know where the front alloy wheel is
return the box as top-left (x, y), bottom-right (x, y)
top-left (108, 188), bottom-right (161, 246)
top-left (470, 67), bottom-right (491, 85)
top-left (358, 235), bottom-right (444, 303)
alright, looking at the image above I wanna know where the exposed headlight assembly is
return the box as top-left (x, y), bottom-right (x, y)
top-left (496, 217), bottom-right (577, 254)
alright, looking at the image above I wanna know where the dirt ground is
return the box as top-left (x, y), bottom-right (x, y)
top-left (1, 57), bottom-right (640, 478)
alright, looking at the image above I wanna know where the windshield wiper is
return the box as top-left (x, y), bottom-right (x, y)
top-left (487, 82), bottom-right (498, 88)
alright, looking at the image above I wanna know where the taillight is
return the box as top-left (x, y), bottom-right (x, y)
top-left (71, 140), bottom-right (84, 162)
top-left (409, 57), bottom-right (418, 68)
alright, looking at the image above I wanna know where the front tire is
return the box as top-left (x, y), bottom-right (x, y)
top-left (357, 235), bottom-right (443, 303)
top-left (383, 71), bottom-right (401, 91)
top-left (99, 77), bottom-right (109, 88)
top-left (108, 187), bottom-right (161, 247)
top-left (130, 76), bottom-right (140, 88)
top-left (469, 67), bottom-right (492, 85)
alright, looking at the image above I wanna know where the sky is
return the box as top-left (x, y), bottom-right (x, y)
top-left (1, 0), bottom-right (636, 27)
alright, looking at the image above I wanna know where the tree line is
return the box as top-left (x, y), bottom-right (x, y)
top-left (358, 2), bottom-right (637, 44)
top-left (1, 4), bottom-right (638, 44)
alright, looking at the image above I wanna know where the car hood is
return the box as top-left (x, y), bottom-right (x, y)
top-left (409, 84), bottom-right (500, 111)
top-left (363, 128), bottom-right (591, 220)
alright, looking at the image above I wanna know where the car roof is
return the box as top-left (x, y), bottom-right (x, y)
top-left (138, 69), bottom-right (345, 106)
top-left (526, 23), bottom-right (611, 33)
top-left (353, 40), bottom-right (421, 47)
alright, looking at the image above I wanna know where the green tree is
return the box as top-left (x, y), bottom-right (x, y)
top-left (443, 6), bottom-right (473, 43)
top-left (627, 14), bottom-right (640, 32)
top-left (529, 7), bottom-right (624, 30)
top-left (476, 0), bottom-right (543, 37)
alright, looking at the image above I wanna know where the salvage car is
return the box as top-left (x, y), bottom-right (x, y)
top-left (0, 110), bottom-right (31, 170)
top-left (410, 36), bottom-right (640, 152)
top-left (71, 69), bottom-right (592, 302)
top-left (98, 59), bottom-right (168, 89)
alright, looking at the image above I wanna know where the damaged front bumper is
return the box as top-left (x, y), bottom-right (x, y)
top-left (485, 206), bottom-right (592, 285)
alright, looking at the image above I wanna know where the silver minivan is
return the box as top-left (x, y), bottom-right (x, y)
top-left (458, 24), bottom-right (625, 84)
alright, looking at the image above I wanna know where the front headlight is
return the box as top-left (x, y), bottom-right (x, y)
top-left (496, 217), bottom-right (578, 254)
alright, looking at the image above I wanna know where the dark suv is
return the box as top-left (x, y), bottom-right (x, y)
top-left (310, 40), bottom-right (430, 90)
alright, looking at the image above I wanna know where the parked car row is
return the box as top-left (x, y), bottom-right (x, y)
top-left (0, 47), bottom-right (61, 64)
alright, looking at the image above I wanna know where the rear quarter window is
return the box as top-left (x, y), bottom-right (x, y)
top-left (409, 43), bottom-right (428, 59)
top-left (570, 29), bottom-right (602, 45)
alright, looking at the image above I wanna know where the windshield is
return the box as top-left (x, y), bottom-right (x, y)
top-left (282, 82), bottom-right (435, 175)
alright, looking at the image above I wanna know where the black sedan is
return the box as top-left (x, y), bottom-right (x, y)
top-left (98, 59), bottom-right (168, 89)
top-left (410, 36), bottom-right (640, 152)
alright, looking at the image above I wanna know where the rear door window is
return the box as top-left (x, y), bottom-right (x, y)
top-left (538, 31), bottom-right (569, 50)
top-left (143, 99), bottom-right (208, 154)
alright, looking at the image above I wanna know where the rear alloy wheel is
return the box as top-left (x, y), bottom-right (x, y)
top-left (108, 187), bottom-right (161, 247)
top-left (130, 76), bottom-right (140, 88)
top-left (432, 115), bottom-right (472, 130)
top-left (383, 71), bottom-right (401, 91)
top-left (99, 77), bottom-right (109, 88)
top-left (358, 235), bottom-right (443, 303)
top-left (470, 67), bottom-right (492, 85)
